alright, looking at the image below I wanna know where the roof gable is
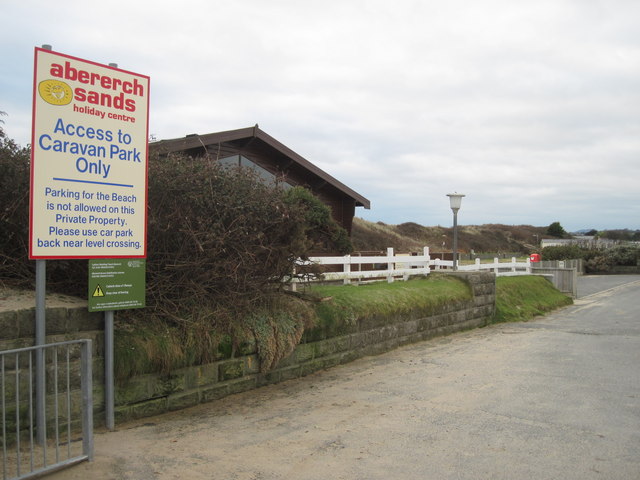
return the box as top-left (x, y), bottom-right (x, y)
top-left (150, 126), bottom-right (370, 209)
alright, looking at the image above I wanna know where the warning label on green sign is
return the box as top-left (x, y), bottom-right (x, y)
top-left (92, 284), bottom-right (105, 297)
top-left (88, 259), bottom-right (145, 312)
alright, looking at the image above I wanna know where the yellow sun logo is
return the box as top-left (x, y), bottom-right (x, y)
top-left (38, 79), bottom-right (73, 106)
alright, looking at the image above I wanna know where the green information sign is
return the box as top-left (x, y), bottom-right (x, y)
top-left (88, 259), bottom-right (146, 312)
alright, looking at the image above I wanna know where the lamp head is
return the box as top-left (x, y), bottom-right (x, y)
top-left (447, 193), bottom-right (465, 212)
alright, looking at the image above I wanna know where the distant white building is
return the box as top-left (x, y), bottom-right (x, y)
top-left (541, 236), bottom-right (618, 249)
top-left (540, 238), bottom-right (573, 248)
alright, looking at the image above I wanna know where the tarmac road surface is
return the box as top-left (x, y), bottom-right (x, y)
top-left (49, 275), bottom-right (640, 480)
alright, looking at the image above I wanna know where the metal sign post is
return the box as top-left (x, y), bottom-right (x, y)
top-left (88, 258), bottom-right (146, 429)
top-left (104, 310), bottom-right (115, 429)
top-left (35, 259), bottom-right (46, 444)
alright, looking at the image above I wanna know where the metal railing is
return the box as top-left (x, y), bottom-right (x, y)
top-left (534, 259), bottom-right (584, 275)
top-left (1, 340), bottom-right (93, 480)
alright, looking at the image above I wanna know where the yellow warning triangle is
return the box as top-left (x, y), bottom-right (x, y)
top-left (92, 284), bottom-right (105, 297)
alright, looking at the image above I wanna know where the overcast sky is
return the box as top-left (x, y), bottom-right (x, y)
top-left (2, 0), bottom-right (639, 231)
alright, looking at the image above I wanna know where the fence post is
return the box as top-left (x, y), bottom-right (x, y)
top-left (343, 254), bottom-right (351, 285)
top-left (494, 258), bottom-right (500, 274)
top-left (526, 257), bottom-right (531, 274)
top-left (387, 247), bottom-right (394, 283)
top-left (290, 265), bottom-right (297, 292)
top-left (81, 340), bottom-right (94, 461)
top-left (511, 257), bottom-right (517, 272)
top-left (424, 247), bottom-right (431, 274)
top-left (475, 258), bottom-right (481, 269)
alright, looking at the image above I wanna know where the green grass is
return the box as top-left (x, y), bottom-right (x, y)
top-left (308, 274), bottom-right (472, 330)
top-left (492, 275), bottom-right (573, 323)
top-left (307, 274), bottom-right (573, 332)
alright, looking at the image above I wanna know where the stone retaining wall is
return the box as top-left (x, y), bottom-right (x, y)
top-left (1, 272), bottom-right (495, 426)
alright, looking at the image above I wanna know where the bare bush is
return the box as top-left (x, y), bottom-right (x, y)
top-left (0, 126), bottom-right (31, 285)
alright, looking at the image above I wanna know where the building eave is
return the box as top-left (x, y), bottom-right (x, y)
top-left (150, 126), bottom-right (371, 209)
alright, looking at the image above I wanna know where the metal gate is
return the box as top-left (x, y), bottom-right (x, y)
top-left (1, 340), bottom-right (93, 480)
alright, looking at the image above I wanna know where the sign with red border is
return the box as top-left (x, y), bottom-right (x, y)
top-left (29, 48), bottom-right (149, 259)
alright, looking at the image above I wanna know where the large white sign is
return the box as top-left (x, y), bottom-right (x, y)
top-left (30, 48), bottom-right (149, 259)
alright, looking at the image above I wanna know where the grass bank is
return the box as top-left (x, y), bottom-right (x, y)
top-left (492, 275), bottom-right (573, 323)
top-left (308, 274), bottom-right (572, 328)
top-left (308, 274), bottom-right (471, 330)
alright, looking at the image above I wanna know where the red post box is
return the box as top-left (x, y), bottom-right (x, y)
top-left (529, 253), bottom-right (541, 262)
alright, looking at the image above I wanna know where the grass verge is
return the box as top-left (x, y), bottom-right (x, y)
top-left (492, 275), bottom-right (573, 323)
top-left (308, 274), bottom-right (471, 330)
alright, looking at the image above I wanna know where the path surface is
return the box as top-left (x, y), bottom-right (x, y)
top-left (49, 276), bottom-right (640, 480)
top-left (577, 274), bottom-right (640, 297)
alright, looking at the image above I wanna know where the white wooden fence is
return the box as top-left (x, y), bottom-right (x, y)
top-left (456, 257), bottom-right (533, 276)
top-left (294, 247), bottom-right (533, 285)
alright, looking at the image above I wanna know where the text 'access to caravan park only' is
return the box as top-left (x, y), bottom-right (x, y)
top-left (30, 48), bottom-right (149, 259)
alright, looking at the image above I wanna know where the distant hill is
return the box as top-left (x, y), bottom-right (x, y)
top-left (351, 218), bottom-right (548, 255)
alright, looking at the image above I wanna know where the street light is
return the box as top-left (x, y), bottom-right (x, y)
top-left (447, 193), bottom-right (465, 271)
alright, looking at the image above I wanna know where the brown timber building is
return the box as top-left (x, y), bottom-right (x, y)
top-left (150, 125), bottom-right (370, 234)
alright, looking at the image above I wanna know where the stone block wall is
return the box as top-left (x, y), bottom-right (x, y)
top-left (113, 271), bottom-right (495, 423)
top-left (1, 272), bottom-right (495, 426)
top-left (0, 302), bottom-right (105, 440)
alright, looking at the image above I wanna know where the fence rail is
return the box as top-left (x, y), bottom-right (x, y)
top-left (534, 259), bottom-right (584, 275)
top-left (456, 257), bottom-right (532, 275)
top-left (1, 340), bottom-right (93, 480)
top-left (295, 247), bottom-right (577, 296)
top-left (296, 247), bottom-right (534, 285)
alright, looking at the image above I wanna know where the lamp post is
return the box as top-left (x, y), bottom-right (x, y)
top-left (447, 193), bottom-right (465, 271)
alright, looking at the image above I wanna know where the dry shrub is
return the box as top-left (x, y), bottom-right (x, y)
top-left (133, 152), bottom-right (340, 371)
top-left (239, 294), bottom-right (315, 372)
top-left (0, 127), bottom-right (32, 286)
top-left (144, 153), bottom-right (309, 318)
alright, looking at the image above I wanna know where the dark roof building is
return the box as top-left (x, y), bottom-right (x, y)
top-left (150, 125), bottom-right (370, 234)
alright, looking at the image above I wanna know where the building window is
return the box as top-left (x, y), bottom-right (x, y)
top-left (218, 155), bottom-right (293, 189)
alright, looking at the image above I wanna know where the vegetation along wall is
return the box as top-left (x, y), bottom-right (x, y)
top-left (1, 272), bottom-right (495, 426)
